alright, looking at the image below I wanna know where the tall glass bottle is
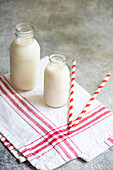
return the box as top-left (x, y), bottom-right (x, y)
top-left (10, 23), bottom-right (40, 90)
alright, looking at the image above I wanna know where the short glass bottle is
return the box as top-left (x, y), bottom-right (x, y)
top-left (10, 23), bottom-right (40, 90)
top-left (44, 54), bottom-right (70, 107)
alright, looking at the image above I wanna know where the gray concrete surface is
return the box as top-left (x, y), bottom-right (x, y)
top-left (0, 0), bottom-right (113, 169)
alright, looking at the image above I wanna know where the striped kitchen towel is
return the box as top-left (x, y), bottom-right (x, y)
top-left (0, 57), bottom-right (113, 170)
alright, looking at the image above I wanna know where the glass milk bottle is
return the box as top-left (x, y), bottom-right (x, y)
top-left (44, 54), bottom-right (70, 107)
top-left (10, 23), bottom-right (40, 90)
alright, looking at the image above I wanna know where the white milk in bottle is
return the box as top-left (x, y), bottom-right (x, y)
top-left (10, 23), bottom-right (40, 90)
top-left (44, 54), bottom-right (70, 107)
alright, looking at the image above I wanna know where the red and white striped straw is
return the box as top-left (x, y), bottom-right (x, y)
top-left (68, 60), bottom-right (76, 129)
top-left (68, 73), bottom-right (111, 134)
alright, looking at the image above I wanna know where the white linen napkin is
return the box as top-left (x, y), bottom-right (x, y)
top-left (0, 56), bottom-right (113, 170)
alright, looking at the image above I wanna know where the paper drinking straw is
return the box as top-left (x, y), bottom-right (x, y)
top-left (68, 60), bottom-right (76, 129)
top-left (68, 73), bottom-right (111, 134)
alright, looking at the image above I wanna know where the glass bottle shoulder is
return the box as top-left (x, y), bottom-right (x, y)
top-left (44, 62), bottom-right (70, 77)
top-left (10, 39), bottom-right (40, 60)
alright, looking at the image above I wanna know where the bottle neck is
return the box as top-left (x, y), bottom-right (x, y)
top-left (15, 35), bottom-right (34, 46)
top-left (49, 54), bottom-right (66, 65)
top-left (15, 23), bottom-right (34, 46)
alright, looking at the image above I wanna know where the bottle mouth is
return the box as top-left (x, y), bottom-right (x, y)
top-left (49, 54), bottom-right (66, 64)
top-left (15, 23), bottom-right (34, 37)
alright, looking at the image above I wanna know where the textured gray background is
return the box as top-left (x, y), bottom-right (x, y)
top-left (0, 0), bottom-right (113, 169)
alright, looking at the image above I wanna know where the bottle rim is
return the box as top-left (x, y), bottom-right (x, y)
top-left (49, 54), bottom-right (66, 64)
top-left (15, 23), bottom-right (34, 37)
